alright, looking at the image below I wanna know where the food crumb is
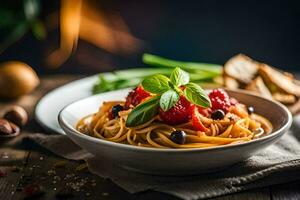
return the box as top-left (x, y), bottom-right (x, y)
top-left (47, 169), bottom-right (56, 176)
top-left (102, 192), bottom-right (109, 196)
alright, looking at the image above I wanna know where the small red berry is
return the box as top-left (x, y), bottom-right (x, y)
top-left (208, 89), bottom-right (231, 113)
top-left (210, 97), bottom-right (231, 112)
top-left (125, 86), bottom-right (151, 108)
top-left (159, 96), bottom-right (193, 125)
top-left (209, 89), bottom-right (229, 101)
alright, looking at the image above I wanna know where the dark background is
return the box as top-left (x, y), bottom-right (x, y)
top-left (1, 0), bottom-right (300, 75)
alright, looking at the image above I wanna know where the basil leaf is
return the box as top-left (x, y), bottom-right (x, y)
top-left (183, 83), bottom-right (211, 108)
top-left (159, 90), bottom-right (179, 111)
top-left (141, 74), bottom-right (170, 94)
top-left (170, 67), bottom-right (189, 86)
top-left (126, 96), bottom-right (160, 127)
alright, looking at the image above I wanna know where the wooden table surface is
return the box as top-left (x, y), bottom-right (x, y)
top-left (1, 75), bottom-right (300, 200)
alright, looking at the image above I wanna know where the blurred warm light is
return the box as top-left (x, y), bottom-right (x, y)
top-left (47, 0), bottom-right (82, 67)
top-left (47, 0), bottom-right (143, 68)
top-left (80, 2), bottom-right (142, 56)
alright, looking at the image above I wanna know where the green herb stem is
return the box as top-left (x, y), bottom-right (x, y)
top-left (142, 53), bottom-right (222, 74)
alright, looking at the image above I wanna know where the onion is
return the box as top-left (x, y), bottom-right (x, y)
top-left (0, 61), bottom-right (40, 99)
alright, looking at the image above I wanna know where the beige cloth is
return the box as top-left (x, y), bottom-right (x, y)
top-left (24, 115), bottom-right (300, 200)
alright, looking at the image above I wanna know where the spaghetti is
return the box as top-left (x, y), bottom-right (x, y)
top-left (76, 100), bottom-right (273, 149)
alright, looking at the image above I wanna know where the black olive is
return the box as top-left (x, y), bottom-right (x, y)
top-left (111, 105), bottom-right (124, 118)
top-left (211, 109), bottom-right (225, 120)
top-left (170, 130), bottom-right (186, 144)
top-left (247, 106), bottom-right (254, 114)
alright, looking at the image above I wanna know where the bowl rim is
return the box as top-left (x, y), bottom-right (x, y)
top-left (58, 88), bottom-right (293, 153)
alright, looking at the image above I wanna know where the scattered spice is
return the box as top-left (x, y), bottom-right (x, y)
top-left (64, 173), bottom-right (75, 180)
top-left (66, 177), bottom-right (88, 192)
top-left (47, 169), bottom-right (56, 176)
top-left (4, 156), bottom-right (98, 198)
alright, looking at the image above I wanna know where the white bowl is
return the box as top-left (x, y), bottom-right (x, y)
top-left (58, 89), bottom-right (292, 175)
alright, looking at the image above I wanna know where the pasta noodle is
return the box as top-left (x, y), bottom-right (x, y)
top-left (76, 101), bottom-right (273, 149)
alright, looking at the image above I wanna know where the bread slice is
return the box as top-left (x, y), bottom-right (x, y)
top-left (288, 98), bottom-right (300, 115)
top-left (224, 54), bottom-right (259, 84)
top-left (272, 93), bottom-right (297, 104)
top-left (245, 76), bottom-right (272, 98)
top-left (259, 64), bottom-right (300, 97)
top-left (223, 76), bottom-right (240, 89)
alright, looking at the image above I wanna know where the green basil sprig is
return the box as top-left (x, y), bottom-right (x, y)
top-left (126, 67), bottom-right (211, 127)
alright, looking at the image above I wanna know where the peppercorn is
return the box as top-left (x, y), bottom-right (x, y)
top-left (0, 119), bottom-right (13, 135)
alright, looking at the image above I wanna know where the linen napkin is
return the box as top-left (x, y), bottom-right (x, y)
top-left (24, 114), bottom-right (300, 200)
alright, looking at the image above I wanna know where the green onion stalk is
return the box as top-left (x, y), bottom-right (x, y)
top-left (93, 53), bottom-right (222, 94)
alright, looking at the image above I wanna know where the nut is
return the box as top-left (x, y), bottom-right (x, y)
top-left (4, 106), bottom-right (28, 127)
top-left (9, 122), bottom-right (20, 135)
top-left (0, 119), bottom-right (13, 135)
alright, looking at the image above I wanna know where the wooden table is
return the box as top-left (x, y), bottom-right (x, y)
top-left (1, 75), bottom-right (300, 200)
